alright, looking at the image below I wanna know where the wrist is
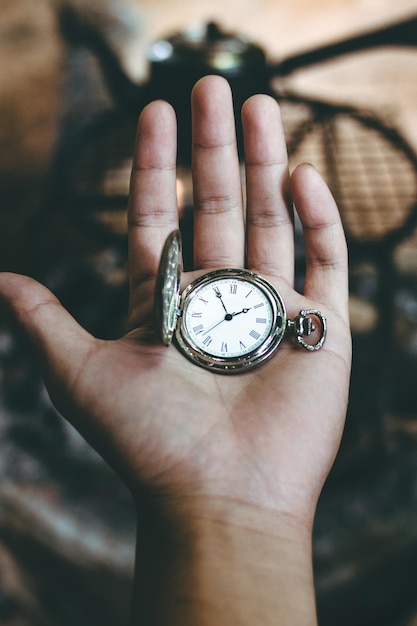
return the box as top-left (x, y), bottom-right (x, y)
top-left (130, 494), bottom-right (317, 626)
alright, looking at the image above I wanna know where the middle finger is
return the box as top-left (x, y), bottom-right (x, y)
top-left (191, 76), bottom-right (245, 270)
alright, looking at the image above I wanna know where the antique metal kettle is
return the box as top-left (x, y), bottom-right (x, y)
top-left (146, 21), bottom-right (268, 162)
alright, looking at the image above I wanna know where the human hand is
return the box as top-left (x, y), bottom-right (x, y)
top-left (0, 75), bottom-right (350, 521)
top-left (0, 75), bottom-right (351, 625)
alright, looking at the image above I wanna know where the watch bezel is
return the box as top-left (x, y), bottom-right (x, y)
top-left (175, 268), bottom-right (287, 372)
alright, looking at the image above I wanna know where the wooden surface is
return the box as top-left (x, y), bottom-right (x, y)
top-left (128, 0), bottom-right (417, 72)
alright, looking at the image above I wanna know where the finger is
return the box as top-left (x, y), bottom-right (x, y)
top-left (291, 164), bottom-right (349, 318)
top-left (242, 95), bottom-right (294, 282)
top-left (128, 100), bottom-right (178, 321)
top-left (0, 273), bottom-right (95, 399)
top-left (191, 76), bottom-right (245, 269)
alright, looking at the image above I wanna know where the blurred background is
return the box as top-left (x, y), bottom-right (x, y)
top-left (1, 0), bottom-right (417, 624)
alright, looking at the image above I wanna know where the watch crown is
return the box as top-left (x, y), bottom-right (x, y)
top-left (294, 314), bottom-right (314, 336)
top-left (287, 309), bottom-right (327, 351)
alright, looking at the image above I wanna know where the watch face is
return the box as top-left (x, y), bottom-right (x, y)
top-left (176, 269), bottom-right (286, 372)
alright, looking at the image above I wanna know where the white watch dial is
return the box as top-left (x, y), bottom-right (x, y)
top-left (183, 277), bottom-right (274, 358)
top-left (174, 270), bottom-right (286, 372)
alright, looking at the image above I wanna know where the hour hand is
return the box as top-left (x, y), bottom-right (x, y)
top-left (232, 307), bottom-right (251, 317)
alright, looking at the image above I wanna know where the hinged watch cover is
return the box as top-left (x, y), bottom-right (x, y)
top-left (155, 230), bottom-right (182, 346)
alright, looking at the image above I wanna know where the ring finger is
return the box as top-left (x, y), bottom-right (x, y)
top-left (243, 95), bottom-right (294, 284)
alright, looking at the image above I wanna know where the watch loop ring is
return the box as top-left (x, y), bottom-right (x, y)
top-left (287, 309), bottom-right (327, 351)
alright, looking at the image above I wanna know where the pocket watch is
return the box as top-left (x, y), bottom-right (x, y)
top-left (155, 231), bottom-right (326, 373)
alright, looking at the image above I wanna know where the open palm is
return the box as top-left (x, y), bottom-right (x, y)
top-left (0, 76), bottom-right (351, 525)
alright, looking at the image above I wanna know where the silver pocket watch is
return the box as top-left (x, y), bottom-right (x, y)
top-left (155, 231), bottom-right (326, 373)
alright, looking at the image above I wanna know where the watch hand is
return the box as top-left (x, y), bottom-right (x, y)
top-left (214, 286), bottom-right (229, 315)
top-left (202, 308), bottom-right (249, 337)
top-left (231, 308), bottom-right (251, 317)
top-left (202, 312), bottom-right (233, 335)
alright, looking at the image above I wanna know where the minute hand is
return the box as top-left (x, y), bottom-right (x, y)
top-left (213, 287), bottom-right (230, 315)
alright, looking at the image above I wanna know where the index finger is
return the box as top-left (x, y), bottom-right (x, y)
top-left (127, 100), bottom-right (179, 323)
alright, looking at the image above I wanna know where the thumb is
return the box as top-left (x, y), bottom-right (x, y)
top-left (0, 272), bottom-right (95, 391)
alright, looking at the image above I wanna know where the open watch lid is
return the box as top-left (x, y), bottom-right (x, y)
top-left (155, 230), bottom-right (182, 346)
